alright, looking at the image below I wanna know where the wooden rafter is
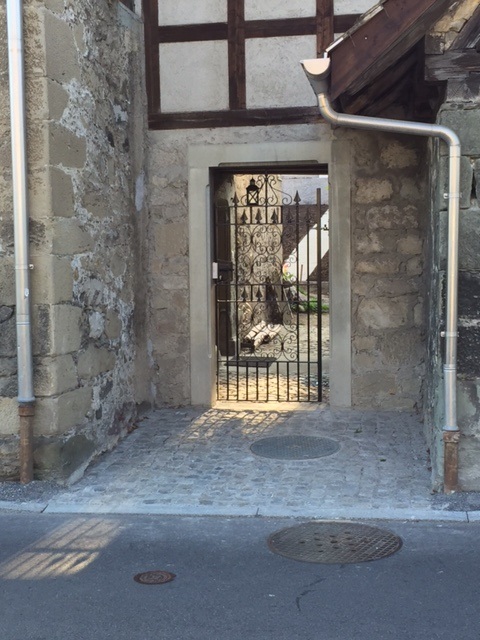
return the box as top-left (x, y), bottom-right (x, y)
top-left (329, 0), bottom-right (452, 101)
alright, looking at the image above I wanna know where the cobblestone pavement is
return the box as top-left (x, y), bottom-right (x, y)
top-left (19, 403), bottom-right (461, 520)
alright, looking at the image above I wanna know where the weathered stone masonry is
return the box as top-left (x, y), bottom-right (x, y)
top-left (347, 130), bottom-right (427, 410)
top-left (0, 0), bottom-right (149, 480)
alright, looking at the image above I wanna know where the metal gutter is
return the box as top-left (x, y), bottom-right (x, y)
top-left (7, 0), bottom-right (35, 483)
top-left (301, 57), bottom-right (461, 492)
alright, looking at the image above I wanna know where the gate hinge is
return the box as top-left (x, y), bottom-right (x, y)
top-left (212, 262), bottom-right (218, 279)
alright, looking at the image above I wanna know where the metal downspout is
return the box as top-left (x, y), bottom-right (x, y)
top-left (301, 58), bottom-right (461, 492)
top-left (7, 0), bottom-right (35, 483)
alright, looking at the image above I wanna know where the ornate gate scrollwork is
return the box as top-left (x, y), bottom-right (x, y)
top-left (214, 174), bottom-right (324, 402)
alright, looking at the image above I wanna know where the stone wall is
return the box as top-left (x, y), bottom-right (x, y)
top-left (0, 0), bottom-right (148, 481)
top-left (426, 103), bottom-right (480, 489)
top-left (146, 124), bottom-right (330, 405)
top-left (347, 130), bottom-right (428, 410)
top-left (424, 0), bottom-right (480, 489)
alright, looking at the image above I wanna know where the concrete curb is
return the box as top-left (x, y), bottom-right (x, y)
top-left (23, 500), bottom-right (470, 521)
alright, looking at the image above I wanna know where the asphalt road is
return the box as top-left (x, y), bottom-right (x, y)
top-left (0, 513), bottom-right (479, 640)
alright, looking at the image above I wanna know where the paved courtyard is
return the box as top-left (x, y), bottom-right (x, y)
top-left (10, 403), bottom-right (456, 520)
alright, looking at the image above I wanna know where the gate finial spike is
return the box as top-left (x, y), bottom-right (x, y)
top-left (232, 192), bottom-right (239, 206)
top-left (294, 191), bottom-right (301, 204)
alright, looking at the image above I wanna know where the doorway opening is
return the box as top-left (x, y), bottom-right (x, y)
top-left (213, 168), bottom-right (330, 403)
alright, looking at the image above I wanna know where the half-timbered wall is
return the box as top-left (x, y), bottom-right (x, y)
top-left (144, 0), bottom-right (376, 129)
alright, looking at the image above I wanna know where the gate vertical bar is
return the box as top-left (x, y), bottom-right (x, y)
top-left (306, 203), bottom-right (311, 401)
top-left (295, 191), bottom-right (301, 401)
top-left (316, 188), bottom-right (323, 402)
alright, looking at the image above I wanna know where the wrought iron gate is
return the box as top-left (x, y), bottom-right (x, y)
top-left (214, 173), bottom-right (325, 402)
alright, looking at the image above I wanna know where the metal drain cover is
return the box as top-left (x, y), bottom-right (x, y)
top-left (250, 435), bottom-right (340, 460)
top-left (133, 570), bottom-right (176, 585)
top-left (268, 522), bottom-right (402, 564)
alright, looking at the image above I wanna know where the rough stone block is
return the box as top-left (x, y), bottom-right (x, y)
top-left (458, 270), bottom-right (480, 317)
top-left (0, 397), bottom-right (19, 435)
top-left (366, 205), bottom-right (419, 230)
top-left (352, 372), bottom-right (396, 406)
top-left (47, 78), bottom-right (69, 121)
top-left (0, 355), bottom-right (16, 378)
top-left (396, 235), bottom-right (423, 255)
top-left (105, 310), bottom-right (122, 339)
top-left (34, 432), bottom-right (95, 482)
top-left (49, 123), bottom-right (86, 169)
top-left (440, 108), bottom-right (480, 156)
top-left (0, 436), bottom-right (19, 479)
top-left (77, 345), bottom-right (116, 379)
top-left (357, 297), bottom-right (411, 330)
top-left (355, 233), bottom-right (384, 254)
top-left (50, 304), bottom-right (82, 355)
top-left (34, 354), bottom-right (78, 396)
top-left (51, 218), bottom-right (94, 255)
top-left (50, 166), bottom-right (75, 217)
top-left (371, 276), bottom-right (420, 297)
top-left (457, 324), bottom-right (480, 377)
top-left (31, 254), bottom-right (73, 304)
top-left (356, 256), bottom-right (402, 275)
top-left (153, 222), bottom-right (188, 258)
top-left (0, 261), bottom-right (15, 306)
top-left (405, 256), bottom-right (423, 276)
top-left (354, 336), bottom-right (376, 351)
top-left (399, 177), bottom-right (423, 202)
top-left (355, 178), bottom-right (393, 204)
top-left (380, 141), bottom-right (419, 169)
top-left (82, 191), bottom-right (112, 219)
top-left (35, 386), bottom-right (92, 436)
top-left (459, 435), bottom-right (480, 490)
top-left (44, 0), bottom-right (65, 13)
top-left (0, 375), bottom-right (17, 398)
top-left (44, 11), bottom-right (79, 83)
top-left (0, 313), bottom-right (16, 357)
top-left (378, 330), bottom-right (425, 366)
top-left (447, 208), bottom-right (480, 270)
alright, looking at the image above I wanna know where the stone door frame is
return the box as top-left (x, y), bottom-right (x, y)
top-left (188, 139), bottom-right (352, 408)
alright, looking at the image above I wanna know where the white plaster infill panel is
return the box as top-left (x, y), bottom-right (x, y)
top-left (246, 36), bottom-right (317, 109)
top-left (160, 41), bottom-right (229, 113)
top-left (245, 0), bottom-right (316, 21)
top-left (334, 0), bottom-right (378, 15)
top-left (188, 139), bottom-right (352, 409)
top-left (158, 0), bottom-right (227, 25)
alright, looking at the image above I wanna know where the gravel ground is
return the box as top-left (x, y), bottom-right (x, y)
top-left (0, 480), bottom-right (62, 505)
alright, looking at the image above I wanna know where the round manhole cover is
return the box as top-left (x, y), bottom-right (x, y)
top-left (250, 435), bottom-right (340, 460)
top-left (268, 522), bottom-right (402, 564)
top-left (133, 570), bottom-right (176, 585)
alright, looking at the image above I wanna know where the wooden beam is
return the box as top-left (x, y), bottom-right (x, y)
top-left (316, 0), bottom-right (334, 56)
top-left (425, 49), bottom-right (480, 81)
top-left (158, 23), bottom-right (228, 43)
top-left (245, 17), bottom-right (319, 38)
top-left (148, 106), bottom-right (322, 130)
top-left (158, 15), bottom-right (359, 43)
top-left (228, 0), bottom-right (246, 110)
top-left (144, 0), bottom-right (160, 114)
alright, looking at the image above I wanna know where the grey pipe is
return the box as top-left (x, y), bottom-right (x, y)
top-left (7, 0), bottom-right (35, 482)
top-left (301, 59), bottom-right (461, 488)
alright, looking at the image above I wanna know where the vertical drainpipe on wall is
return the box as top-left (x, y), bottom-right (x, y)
top-left (7, 0), bottom-right (36, 483)
top-left (301, 58), bottom-right (461, 493)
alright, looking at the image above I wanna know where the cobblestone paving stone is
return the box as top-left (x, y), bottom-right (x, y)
top-left (40, 404), bottom-right (449, 519)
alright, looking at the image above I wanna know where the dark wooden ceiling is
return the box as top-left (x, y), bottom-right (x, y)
top-left (328, 0), bottom-right (455, 121)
